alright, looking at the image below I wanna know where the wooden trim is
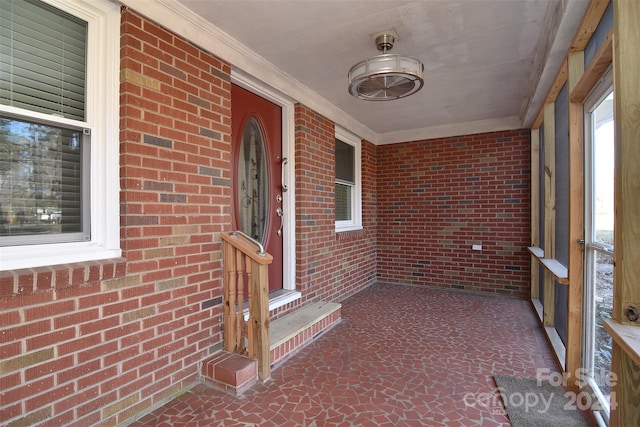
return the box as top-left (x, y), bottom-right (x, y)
top-left (532, 0), bottom-right (611, 127)
top-left (543, 103), bottom-right (557, 326)
top-left (606, 319), bottom-right (640, 367)
top-left (540, 260), bottom-right (569, 284)
top-left (610, 1), bottom-right (640, 424)
top-left (566, 51), bottom-right (585, 377)
top-left (571, 31), bottom-right (613, 103)
top-left (528, 247), bottom-right (570, 285)
top-left (612, 0), bottom-right (640, 329)
top-left (545, 59), bottom-right (568, 104)
top-left (221, 232), bottom-right (274, 264)
top-left (532, 109), bottom-right (544, 130)
top-left (249, 262), bottom-right (270, 381)
top-left (532, 298), bottom-right (544, 321)
top-left (545, 325), bottom-right (567, 371)
top-left (530, 129), bottom-right (541, 300)
top-left (570, 0), bottom-right (612, 52)
top-left (528, 246), bottom-right (544, 258)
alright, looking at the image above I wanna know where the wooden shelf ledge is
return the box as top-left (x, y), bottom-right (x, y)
top-left (604, 319), bottom-right (640, 368)
top-left (527, 246), bottom-right (569, 285)
top-left (527, 246), bottom-right (544, 258)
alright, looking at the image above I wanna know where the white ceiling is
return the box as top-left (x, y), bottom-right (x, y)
top-left (150, 0), bottom-right (590, 144)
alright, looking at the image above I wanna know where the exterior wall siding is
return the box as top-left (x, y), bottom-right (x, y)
top-left (376, 130), bottom-right (531, 298)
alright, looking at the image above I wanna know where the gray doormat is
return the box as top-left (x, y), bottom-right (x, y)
top-left (493, 375), bottom-right (594, 427)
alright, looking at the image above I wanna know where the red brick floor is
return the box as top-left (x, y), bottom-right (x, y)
top-left (127, 283), bottom-right (562, 426)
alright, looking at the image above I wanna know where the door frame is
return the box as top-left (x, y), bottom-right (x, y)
top-left (581, 66), bottom-right (613, 423)
top-left (231, 70), bottom-right (300, 310)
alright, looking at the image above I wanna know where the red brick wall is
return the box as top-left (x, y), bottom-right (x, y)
top-left (0, 11), bottom-right (378, 426)
top-left (294, 105), bottom-right (377, 303)
top-left (376, 130), bottom-right (531, 297)
top-left (0, 10), bottom-right (230, 426)
top-left (0, 7), bottom-right (529, 427)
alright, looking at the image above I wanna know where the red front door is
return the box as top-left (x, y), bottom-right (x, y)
top-left (231, 84), bottom-right (283, 292)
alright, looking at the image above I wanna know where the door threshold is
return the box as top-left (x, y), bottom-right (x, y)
top-left (268, 289), bottom-right (302, 311)
top-left (242, 289), bottom-right (301, 320)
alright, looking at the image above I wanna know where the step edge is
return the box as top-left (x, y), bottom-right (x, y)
top-left (269, 301), bottom-right (341, 350)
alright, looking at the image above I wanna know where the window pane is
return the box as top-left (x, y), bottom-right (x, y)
top-left (0, 117), bottom-right (84, 244)
top-left (593, 92), bottom-right (614, 247)
top-left (336, 183), bottom-right (351, 221)
top-left (0, 0), bottom-right (87, 121)
top-left (237, 117), bottom-right (268, 243)
top-left (336, 139), bottom-right (354, 183)
top-left (592, 250), bottom-right (613, 406)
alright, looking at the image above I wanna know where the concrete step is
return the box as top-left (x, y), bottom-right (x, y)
top-left (269, 300), bottom-right (341, 368)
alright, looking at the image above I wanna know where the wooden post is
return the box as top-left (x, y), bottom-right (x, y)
top-left (223, 240), bottom-right (237, 352)
top-left (566, 50), bottom-right (585, 377)
top-left (236, 250), bottom-right (245, 354)
top-left (609, 0), bottom-right (640, 424)
top-left (249, 261), bottom-right (271, 381)
top-left (543, 102), bottom-right (556, 327)
top-left (530, 128), bottom-right (540, 303)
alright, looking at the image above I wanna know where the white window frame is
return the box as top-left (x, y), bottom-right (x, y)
top-left (581, 66), bottom-right (614, 424)
top-left (0, 0), bottom-right (121, 271)
top-left (335, 126), bottom-right (362, 232)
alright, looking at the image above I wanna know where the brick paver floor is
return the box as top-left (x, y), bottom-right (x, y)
top-left (127, 283), bottom-right (566, 426)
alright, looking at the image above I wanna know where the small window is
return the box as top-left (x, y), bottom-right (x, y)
top-left (335, 128), bottom-right (361, 231)
top-left (0, 0), bottom-right (120, 270)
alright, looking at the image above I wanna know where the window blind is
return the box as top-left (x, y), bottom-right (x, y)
top-left (336, 139), bottom-right (354, 183)
top-left (0, 0), bottom-right (87, 121)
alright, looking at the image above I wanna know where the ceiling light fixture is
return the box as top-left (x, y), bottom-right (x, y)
top-left (348, 32), bottom-right (424, 101)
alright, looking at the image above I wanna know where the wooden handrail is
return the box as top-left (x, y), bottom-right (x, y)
top-left (221, 231), bottom-right (273, 381)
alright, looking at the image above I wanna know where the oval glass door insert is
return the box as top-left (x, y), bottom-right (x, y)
top-left (237, 117), bottom-right (268, 243)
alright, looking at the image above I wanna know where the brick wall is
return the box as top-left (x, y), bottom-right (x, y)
top-left (294, 105), bottom-right (377, 303)
top-left (0, 7), bottom-right (529, 426)
top-left (0, 10), bottom-right (230, 426)
top-left (376, 130), bottom-right (531, 297)
top-left (0, 11), bottom-right (378, 426)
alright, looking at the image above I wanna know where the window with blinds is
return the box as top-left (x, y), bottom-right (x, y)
top-left (0, 0), bottom-right (90, 246)
top-left (336, 139), bottom-right (354, 222)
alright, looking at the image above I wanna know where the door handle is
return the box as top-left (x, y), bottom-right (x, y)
top-left (276, 207), bottom-right (284, 236)
top-left (281, 157), bottom-right (288, 192)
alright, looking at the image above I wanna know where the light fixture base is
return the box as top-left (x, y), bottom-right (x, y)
top-left (375, 33), bottom-right (395, 52)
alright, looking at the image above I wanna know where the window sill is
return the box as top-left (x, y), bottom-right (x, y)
top-left (335, 228), bottom-right (367, 242)
top-left (0, 242), bottom-right (122, 272)
top-left (0, 257), bottom-right (126, 298)
top-left (604, 318), bottom-right (640, 367)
